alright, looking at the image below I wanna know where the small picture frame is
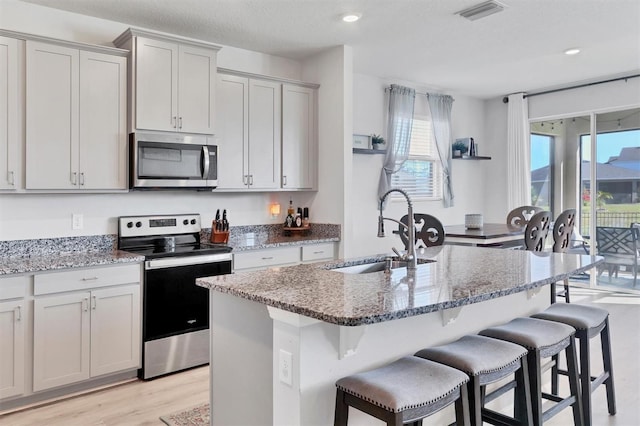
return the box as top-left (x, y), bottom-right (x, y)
top-left (353, 134), bottom-right (372, 149)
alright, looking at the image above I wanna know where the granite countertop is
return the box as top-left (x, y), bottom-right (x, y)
top-left (210, 223), bottom-right (340, 252)
top-left (0, 250), bottom-right (144, 276)
top-left (197, 245), bottom-right (603, 326)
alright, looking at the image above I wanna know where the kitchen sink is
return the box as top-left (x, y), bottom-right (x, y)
top-left (329, 258), bottom-right (434, 274)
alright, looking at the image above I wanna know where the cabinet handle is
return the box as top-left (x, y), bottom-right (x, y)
top-left (261, 256), bottom-right (274, 260)
top-left (179, 117), bottom-right (183, 129)
top-left (91, 296), bottom-right (97, 310)
top-left (283, 175), bottom-right (287, 186)
top-left (15, 306), bottom-right (21, 321)
top-left (82, 298), bottom-right (89, 312)
top-left (71, 172), bottom-right (77, 185)
top-left (82, 276), bottom-right (99, 281)
top-left (172, 116), bottom-right (177, 128)
top-left (313, 251), bottom-right (325, 254)
top-left (243, 175), bottom-right (248, 185)
top-left (79, 172), bottom-right (85, 186)
top-left (8, 171), bottom-right (14, 186)
top-left (249, 175), bottom-right (254, 186)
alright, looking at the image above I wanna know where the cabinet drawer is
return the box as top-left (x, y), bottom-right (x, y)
top-left (301, 243), bottom-right (336, 262)
top-left (0, 275), bottom-right (29, 300)
top-left (234, 247), bottom-right (300, 271)
top-left (34, 263), bottom-right (141, 295)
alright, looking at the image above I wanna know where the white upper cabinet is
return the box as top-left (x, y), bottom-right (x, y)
top-left (0, 36), bottom-right (20, 190)
top-left (115, 29), bottom-right (220, 135)
top-left (25, 40), bottom-right (127, 190)
top-left (216, 74), bottom-right (281, 190)
top-left (282, 84), bottom-right (317, 190)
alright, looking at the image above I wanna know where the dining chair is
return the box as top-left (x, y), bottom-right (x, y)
top-left (524, 211), bottom-right (552, 252)
top-left (507, 205), bottom-right (544, 228)
top-left (595, 226), bottom-right (639, 287)
top-left (398, 213), bottom-right (445, 249)
top-left (551, 209), bottom-right (576, 303)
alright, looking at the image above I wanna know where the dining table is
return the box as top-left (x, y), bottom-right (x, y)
top-left (444, 222), bottom-right (525, 246)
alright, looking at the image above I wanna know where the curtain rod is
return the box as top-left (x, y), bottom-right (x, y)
top-left (502, 74), bottom-right (640, 103)
top-left (384, 87), bottom-right (429, 96)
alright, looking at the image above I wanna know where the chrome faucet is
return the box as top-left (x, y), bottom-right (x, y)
top-left (377, 188), bottom-right (417, 270)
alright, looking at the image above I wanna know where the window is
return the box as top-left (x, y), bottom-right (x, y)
top-left (390, 114), bottom-right (442, 199)
top-left (530, 133), bottom-right (553, 212)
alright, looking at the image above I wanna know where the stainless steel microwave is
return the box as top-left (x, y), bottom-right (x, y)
top-left (129, 132), bottom-right (218, 190)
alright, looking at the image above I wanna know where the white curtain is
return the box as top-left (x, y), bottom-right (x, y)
top-left (427, 94), bottom-right (455, 207)
top-left (507, 93), bottom-right (531, 209)
top-left (378, 84), bottom-right (415, 201)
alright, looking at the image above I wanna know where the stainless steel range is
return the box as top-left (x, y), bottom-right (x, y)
top-left (118, 214), bottom-right (232, 379)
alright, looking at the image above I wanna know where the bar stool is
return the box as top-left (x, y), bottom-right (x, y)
top-left (334, 356), bottom-right (470, 426)
top-left (532, 303), bottom-right (616, 426)
top-left (414, 335), bottom-right (533, 426)
top-left (479, 317), bottom-right (583, 425)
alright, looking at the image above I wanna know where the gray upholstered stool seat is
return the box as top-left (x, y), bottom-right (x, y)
top-left (334, 356), bottom-right (470, 425)
top-left (532, 303), bottom-right (616, 426)
top-left (414, 335), bottom-right (533, 426)
top-left (479, 317), bottom-right (583, 426)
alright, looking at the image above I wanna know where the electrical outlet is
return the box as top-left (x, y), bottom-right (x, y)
top-left (279, 349), bottom-right (292, 386)
top-left (72, 213), bottom-right (83, 230)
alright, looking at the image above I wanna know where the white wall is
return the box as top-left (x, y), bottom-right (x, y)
top-left (349, 74), bottom-right (489, 257)
top-left (0, 1), bottom-right (322, 241)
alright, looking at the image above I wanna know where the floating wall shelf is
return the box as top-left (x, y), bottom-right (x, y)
top-left (353, 148), bottom-right (386, 155)
top-left (453, 156), bottom-right (491, 160)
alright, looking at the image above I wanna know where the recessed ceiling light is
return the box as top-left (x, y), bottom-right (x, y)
top-left (342, 14), bottom-right (361, 23)
top-left (564, 48), bottom-right (581, 55)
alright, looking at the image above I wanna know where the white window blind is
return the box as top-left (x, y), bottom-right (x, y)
top-left (391, 114), bottom-right (442, 199)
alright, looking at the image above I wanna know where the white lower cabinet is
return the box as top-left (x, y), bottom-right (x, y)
top-left (0, 275), bottom-right (27, 400)
top-left (0, 299), bottom-right (25, 399)
top-left (234, 243), bottom-right (337, 271)
top-left (32, 264), bottom-right (141, 393)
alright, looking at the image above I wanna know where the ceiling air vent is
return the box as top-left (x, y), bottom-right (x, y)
top-left (456, 0), bottom-right (506, 21)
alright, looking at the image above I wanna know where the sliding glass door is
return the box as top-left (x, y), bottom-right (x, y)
top-left (531, 107), bottom-right (640, 292)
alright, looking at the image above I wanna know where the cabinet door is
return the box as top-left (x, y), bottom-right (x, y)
top-left (178, 44), bottom-right (216, 134)
top-left (79, 51), bottom-right (127, 189)
top-left (90, 285), bottom-right (141, 377)
top-left (248, 79), bottom-right (281, 189)
top-left (0, 37), bottom-right (19, 190)
top-left (0, 300), bottom-right (25, 399)
top-left (282, 84), bottom-right (316, 190)
top-left (135, 37), bottom-right (178, 132)
top-left (33, 292), bottom-right (90, 392)
top-left (25, 41), bottom-right (79, 189)
top-left (216, 74), bottom-right (249, 189)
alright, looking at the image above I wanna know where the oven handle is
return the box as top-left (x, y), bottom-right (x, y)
top-left (145, 253), bottom-right (233, 270)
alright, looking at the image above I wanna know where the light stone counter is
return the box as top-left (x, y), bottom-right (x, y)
top-left (198, 245), bottom-right (602, 426)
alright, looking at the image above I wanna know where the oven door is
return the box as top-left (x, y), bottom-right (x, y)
top-left (130, 132), bottom-right (218, 189)
top-left (143, 254), bottom-right (232, 342)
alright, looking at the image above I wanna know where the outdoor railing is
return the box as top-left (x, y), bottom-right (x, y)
top-left (580, 211), bottom-right (640, 236)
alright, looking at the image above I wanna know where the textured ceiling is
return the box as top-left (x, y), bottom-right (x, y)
top-left (19, 0), bottom-right (640, 99)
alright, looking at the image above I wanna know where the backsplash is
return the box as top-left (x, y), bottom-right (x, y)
top-left (0, 223), bottom-right (341, 258)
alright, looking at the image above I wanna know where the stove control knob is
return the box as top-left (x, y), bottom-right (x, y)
top-left (183, 219), bottom-right (189, 225)
top-left (135, 221), bottom-right (142, 228)
top-left (190, 219), bottom-right (197, 225)
top-left (126, 221), bottom-right (133, 228)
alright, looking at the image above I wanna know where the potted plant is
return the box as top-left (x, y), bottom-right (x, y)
top-left (452, 140), bottom-right (468, 158)
top-left (371, 134), bottom-right (385, 150)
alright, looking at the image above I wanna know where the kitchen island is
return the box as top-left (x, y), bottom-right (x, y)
top-left (197, 245), bottom-right (602, 426)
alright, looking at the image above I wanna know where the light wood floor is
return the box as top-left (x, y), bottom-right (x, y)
top-left (1, 287), bottom-right (639, 425)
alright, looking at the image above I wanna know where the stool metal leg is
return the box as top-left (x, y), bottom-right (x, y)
top-left (467, 378), bottom-right (483, 426)
top-left (514, 357), bottom-right (534, 426)
top-left (455, 385), bottom-right (471, 426)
